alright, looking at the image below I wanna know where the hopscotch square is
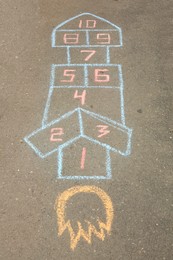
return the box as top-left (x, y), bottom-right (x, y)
top-left (70, 47), bottom-right (107, 64)
top-left (44, 88), bottom-right (122, 124)
top-left (55, 31), bottom-right (86, 46)
top-left (53, 65), bottom-right (85, 86)
top-left (89, 30), bottom-right (120, 46)
top-left (87, 65), bottom-right (120, 87)
top-left (57, 137), bottom-right (112, 180)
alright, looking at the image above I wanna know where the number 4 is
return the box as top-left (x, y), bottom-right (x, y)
top-left (74, 90), bottom-right (86, 105)
top-left (80, 50), bottom-right (96, 61)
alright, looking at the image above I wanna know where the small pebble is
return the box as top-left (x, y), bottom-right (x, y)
top-left (137, 109), bottom-right (142, 113)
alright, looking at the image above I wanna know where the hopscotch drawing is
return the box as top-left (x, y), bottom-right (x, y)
top-left (24, 13), bottom-right (133, 180)
top-left (24, 12), bottom-right (133, 250)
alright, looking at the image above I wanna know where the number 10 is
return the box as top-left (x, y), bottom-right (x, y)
top-left (79, 20), bottom-right (96, 28)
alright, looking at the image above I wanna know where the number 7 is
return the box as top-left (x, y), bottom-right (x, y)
top-left (80, 50), bottom-right (96, 61)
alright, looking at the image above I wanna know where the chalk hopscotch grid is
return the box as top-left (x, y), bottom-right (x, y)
top-left (24, 13), bottom-right (132, 180)
top-left (52, 12), bottom-right (123, 48)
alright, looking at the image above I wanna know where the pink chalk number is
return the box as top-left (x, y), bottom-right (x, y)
top-left (79, 20), bottom-right (96, 28)
top-left (63, 34), bottom-right (79, 44)
top-left (96, 125), bottom-right (110, 138)
top-left (95, 69), bottom-right (110, 82)
top-left (61, 70), bottom-right (76, 82)
top-left (74, 90), bottom-right (86, 105)
top-left (50, 128), bottom-right (64, 142)
top-left (80, 50), bottom-right (96, 61)
top-left (80, 147), bottom-right (86, 169)
top-left (86, 20), bottom-right (97, 28)
top-left (97, 33), bottom-right (111, 44)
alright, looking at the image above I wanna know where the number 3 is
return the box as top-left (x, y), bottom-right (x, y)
top-left (96, 125), bottom-right (110, 138)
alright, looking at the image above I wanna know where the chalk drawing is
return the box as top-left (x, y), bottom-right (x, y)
top-left (95, 69), bottom-right (110, 82)
top-left (80, 50), bottom-right (96, 61)
top-left (24, 13), bottom-right (133, 180)
top-left (80, 147), bottom-right (86, 169)
top-left (61, 69), bottom-right (76, 82)
top-left (24, 107), bottom-right (132, 179)
top-left (97, 33), bottom-right (111, 44)
top-left (63, 33), bottom-right (79, 44)
top-left (51, 13), bottom-right (122, 47)
top-left (74, 90), bottom-right (86, 105)
top-left (23, 13), bottom-right (134, 250)
top-left (55, 186), bottom-right (114, 250)
top-left (50, 128), bottom-right (64, 142)
top-left (97, 125), bottom-right (110, 138)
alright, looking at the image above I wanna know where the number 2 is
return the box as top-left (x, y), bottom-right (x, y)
top-left (50, 128), bottom-right (64, 142)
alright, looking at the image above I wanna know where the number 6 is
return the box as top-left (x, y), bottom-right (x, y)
top-left (95, 69), bottom-right (110, 82)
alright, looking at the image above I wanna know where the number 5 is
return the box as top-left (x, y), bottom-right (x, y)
top-left (61, 69), bottom-right (76, 82)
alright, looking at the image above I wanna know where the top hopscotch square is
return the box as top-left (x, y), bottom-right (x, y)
top-left (52, 13), bottom-right (123, 48)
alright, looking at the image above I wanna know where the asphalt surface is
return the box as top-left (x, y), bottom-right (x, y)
top-left (0, 1), bottom-right (173, 259)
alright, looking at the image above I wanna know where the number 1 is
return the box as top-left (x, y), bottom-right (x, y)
top-left (80, 147), bottom-right (86, 169)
